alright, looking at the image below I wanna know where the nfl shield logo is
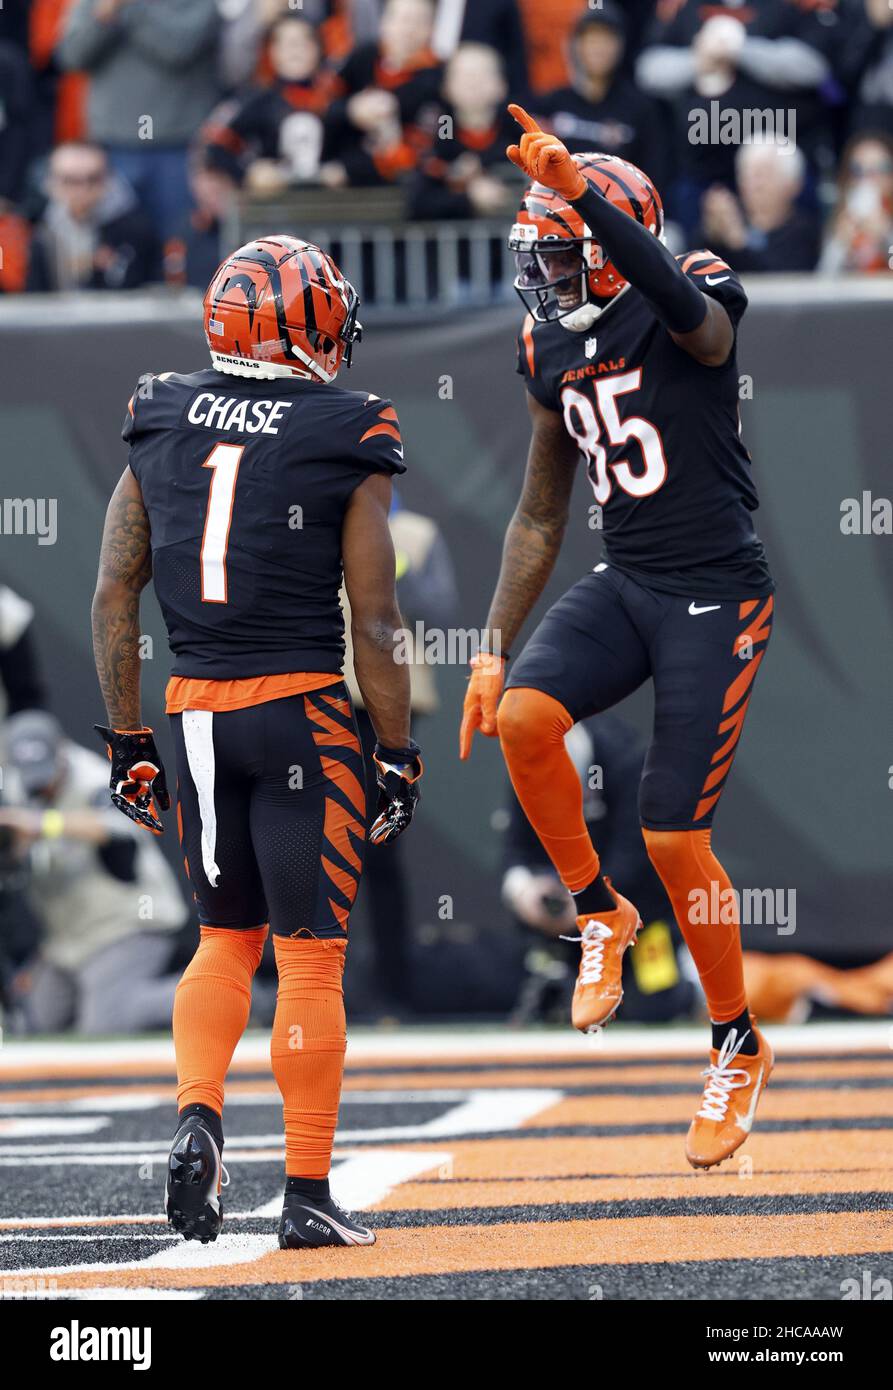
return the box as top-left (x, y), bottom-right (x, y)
top-left (584, 336), bottom-right (598, 359)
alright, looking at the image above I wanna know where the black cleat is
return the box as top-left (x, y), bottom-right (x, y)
top-left (277, 1191), bottom-right (376, 1249)
top-left (165, 1117), bottom-right (226, 1244)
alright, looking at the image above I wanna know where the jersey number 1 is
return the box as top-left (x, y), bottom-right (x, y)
top-left (200, 443), bottom-right (243, 603)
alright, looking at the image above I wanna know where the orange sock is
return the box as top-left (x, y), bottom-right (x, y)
top-left (173, 924), bottom-right (268, 1115)
top-left (497, 687), bottom-right (601, 893)
top-left (642, 828), bottom-right (747, 1022)
top-left (271, 936), bottom-right (347, 1179)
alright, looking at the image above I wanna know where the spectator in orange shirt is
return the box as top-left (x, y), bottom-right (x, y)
top-left (516, 0), bottom-right (582, 95)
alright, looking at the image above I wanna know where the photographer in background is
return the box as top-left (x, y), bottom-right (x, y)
top-left (0, 710), bottom-right (187, 1034)
top-left (501, 712), bottom-right (696, 1026)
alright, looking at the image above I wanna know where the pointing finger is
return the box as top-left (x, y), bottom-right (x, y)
top-left (508, 103), bottom-right (541, 136)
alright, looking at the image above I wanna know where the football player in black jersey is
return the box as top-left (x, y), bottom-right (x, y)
top-left (460, 108), bottom-right (774, 1170)
top-left (92, 235), bottom-right (422, 1247)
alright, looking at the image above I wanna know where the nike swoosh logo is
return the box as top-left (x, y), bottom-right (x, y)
top-left (688, 602), bottom-right (721, 615)
top-left (736, 1064), bottom-right (765, 1134)
top-left (393, 445), bottom-right (404, 459)
top-left (705, 275), bottom-right (729, 286)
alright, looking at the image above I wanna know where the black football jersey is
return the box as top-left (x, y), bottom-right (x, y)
top-left (516, 252), bottom-right (773, 599)
top-left (122, 369), bottom-right (405, 679)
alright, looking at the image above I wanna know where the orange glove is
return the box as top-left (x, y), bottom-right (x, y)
top-left (506, 103), bottom-right (587, 201)
top-left (459, 652), bottom-right (506, 760)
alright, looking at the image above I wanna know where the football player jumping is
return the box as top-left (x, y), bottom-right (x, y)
top-left (460, 107), bottom-right (775, 1169)
top-left (92, 236), bottom-right (422, 1246)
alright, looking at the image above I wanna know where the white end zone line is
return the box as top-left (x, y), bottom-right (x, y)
top-left (2, 1021), bottom-right (890, 1075)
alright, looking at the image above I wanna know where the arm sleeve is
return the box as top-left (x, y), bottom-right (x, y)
top-left (55, 0), bottom-right (122, 71)
top-left (572, 184), bottom-right (707, 335)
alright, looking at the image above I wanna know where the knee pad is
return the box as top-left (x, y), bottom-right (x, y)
top-left (638, 767), bottom-right (694, 831)
top-left (497, 687), bottom-right (572, 763)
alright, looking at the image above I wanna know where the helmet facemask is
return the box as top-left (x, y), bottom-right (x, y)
top-left (510, 229), bottom-right (607, 325)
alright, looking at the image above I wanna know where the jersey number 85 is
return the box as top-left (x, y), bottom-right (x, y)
top-left (561, 369), bottom-right (668, 506)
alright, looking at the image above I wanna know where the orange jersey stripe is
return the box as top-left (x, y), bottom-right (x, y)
top-left (522, 313), bottom-right (535, 375)
top-left (359, 421), bottom-right (402, 445)
top-left (165, 671), bottom-right (340, 714)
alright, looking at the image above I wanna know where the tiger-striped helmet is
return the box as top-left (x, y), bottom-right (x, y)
top-left (203, 235), bottom-right (362, 383)
top-left (509, 153), bottom-right (663, 328)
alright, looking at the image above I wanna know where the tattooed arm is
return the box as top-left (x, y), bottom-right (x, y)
top-left (91, 466), bottom-right (152, 729)
top-left (484, 392), bottom-right (578, 655)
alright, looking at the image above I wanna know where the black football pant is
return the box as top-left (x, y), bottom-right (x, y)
top-left (170, 683), bottom-right (366, 937)
top-left (505, 565), bottom-right (774, 830)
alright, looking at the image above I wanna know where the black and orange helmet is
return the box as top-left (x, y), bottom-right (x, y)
top-left (508, 153), bottom-right (663, 326)
top-left (203, 234), bottom-right (362, 383)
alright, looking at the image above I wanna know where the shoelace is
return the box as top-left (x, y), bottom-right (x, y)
top-left (560, 918), bottom-right (614, 985)
top-left (696, 1028), bottom-right (752, 1123)
top-left (330, 1192), bottom-right (361, 1224)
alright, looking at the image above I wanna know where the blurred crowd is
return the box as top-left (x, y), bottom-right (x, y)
top-left (1, 0), bottom-right (892, 295)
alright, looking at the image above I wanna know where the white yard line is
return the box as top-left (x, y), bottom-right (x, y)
top-left (1, 1020), bottom-right (890, 1074)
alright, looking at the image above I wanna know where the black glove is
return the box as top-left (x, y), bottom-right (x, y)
top-left (370, 741), bottom-right (422, 845)
top-left (94, 725), bottom-right (170, 835)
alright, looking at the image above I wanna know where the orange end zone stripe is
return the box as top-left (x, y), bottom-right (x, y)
top-left (29, 1210), bottom-right (893, 1291)
top-left (373, 1167), bottom-right (893, 1212)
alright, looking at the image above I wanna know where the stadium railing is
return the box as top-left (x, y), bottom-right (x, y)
top-left (223, 188), bottom-right (517, 309)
